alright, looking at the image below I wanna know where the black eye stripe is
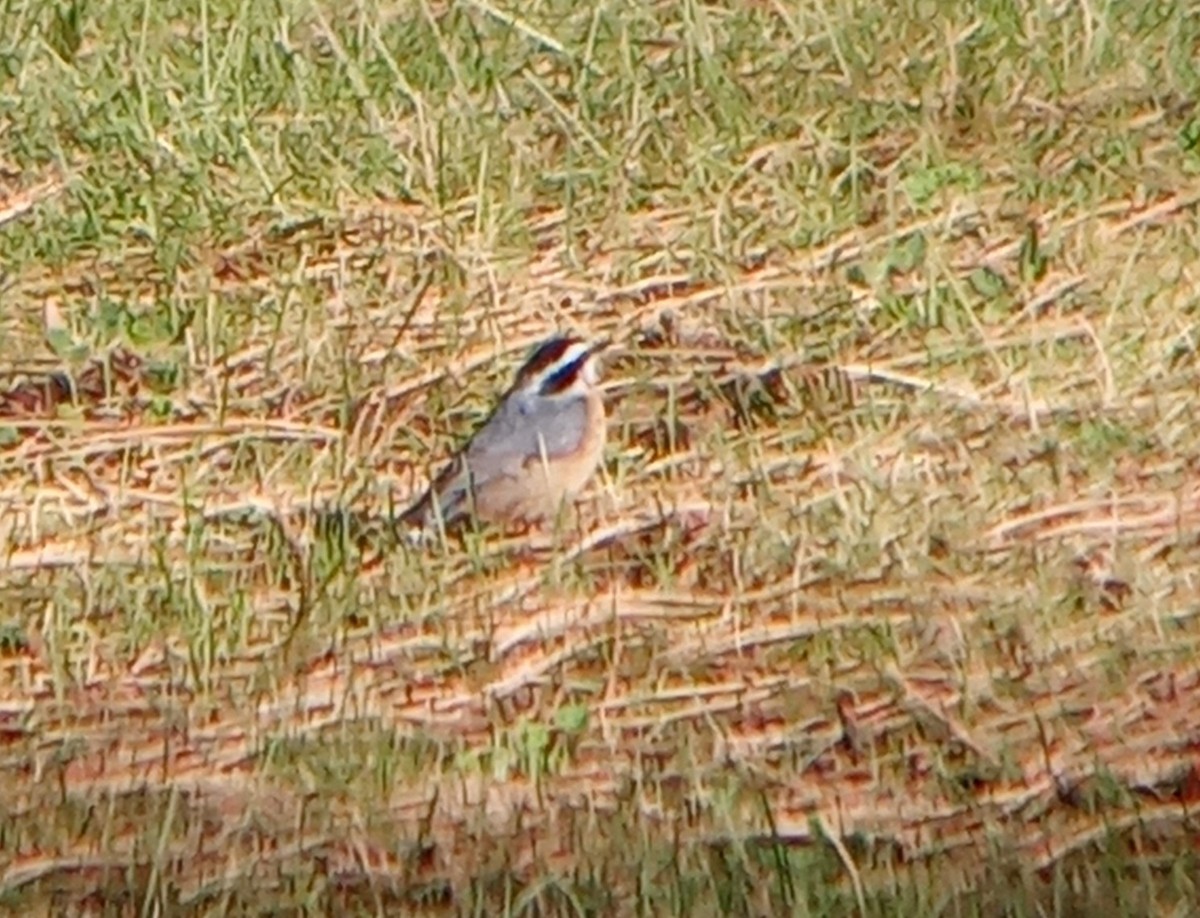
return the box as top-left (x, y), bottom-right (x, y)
top-left (520, 338), bottom-right (576, 379)
top-left (539, 353), bottom-right (588, 395)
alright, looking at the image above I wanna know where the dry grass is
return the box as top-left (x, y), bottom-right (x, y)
top-left (2, 0), bottom-right (1200, 913)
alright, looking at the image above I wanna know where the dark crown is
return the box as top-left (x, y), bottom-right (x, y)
top-left (515, 337), bottom-right (583, 381)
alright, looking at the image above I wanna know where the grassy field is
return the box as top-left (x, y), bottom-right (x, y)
top-left (2, 0), bottom-right (1200, 913)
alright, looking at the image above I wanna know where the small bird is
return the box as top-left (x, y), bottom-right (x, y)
top-left (398, 335), bottom-right (610, 537)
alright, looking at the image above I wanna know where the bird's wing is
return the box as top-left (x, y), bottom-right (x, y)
top-left (464, 394), bottom-right (590, 476)
top-left (402, 395), bottom-right (591, 528)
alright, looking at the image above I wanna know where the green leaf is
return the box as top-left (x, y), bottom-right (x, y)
top-left (1179, 118), bottom-right (1200, 153)
top-left (1018, 222), bottom-right (1048, 282)
top-left (149, 395), bottom-right (174, 419)
top-left (516, 721), bottom-right (550, 757)
top-left (969, 267), bottom-right (1007, 298)
top-left (0, 623), bottom-right (28, 653)
top-left (887, 232), bottom-right (927, 274)
top-left (46, 327), bottom-right (76, 358)
top-left (554, 704), bottom-right (589, 734)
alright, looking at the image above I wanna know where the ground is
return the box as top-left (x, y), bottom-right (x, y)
top-left (1, 0), bottom-right (1199, 914)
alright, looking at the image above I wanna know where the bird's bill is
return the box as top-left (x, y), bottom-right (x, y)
top-left (588, 338), bottom-right (612, 357)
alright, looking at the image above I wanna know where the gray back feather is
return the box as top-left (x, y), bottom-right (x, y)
top-left (464, 391), bottom-right (589, 482)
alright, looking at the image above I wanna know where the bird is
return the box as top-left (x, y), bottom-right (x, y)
top-left (397, 335), bottom-right (610, 538)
